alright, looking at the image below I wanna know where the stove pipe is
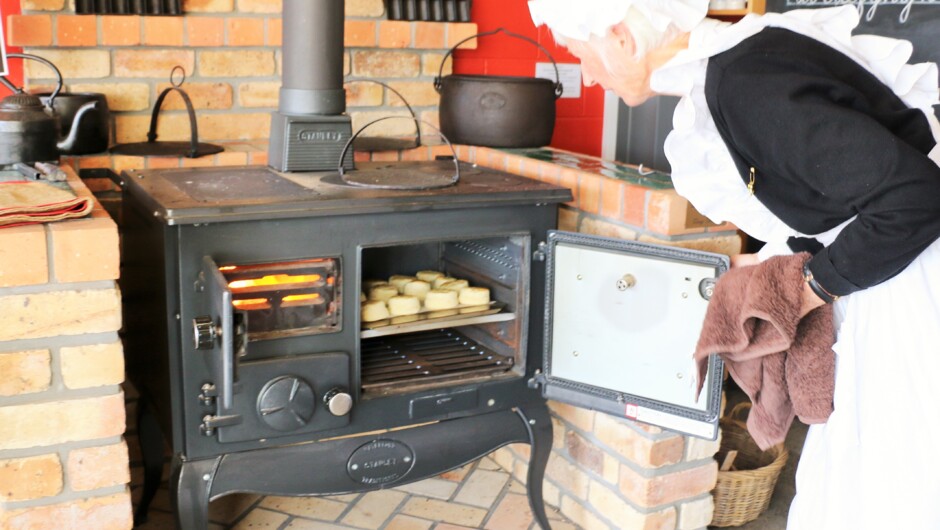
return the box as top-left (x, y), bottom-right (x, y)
top-left (268, 0), bottom-right (355, 172)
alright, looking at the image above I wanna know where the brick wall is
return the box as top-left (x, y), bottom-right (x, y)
top-left (0, 168), bottom-right (131, 529)
top-left (6, 0), bottom-right (477, 146)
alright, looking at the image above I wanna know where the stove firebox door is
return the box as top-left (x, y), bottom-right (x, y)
top-left (537, 231), bottom-right (727, 440)
top-left (195, 256), bottom-right (243, 436)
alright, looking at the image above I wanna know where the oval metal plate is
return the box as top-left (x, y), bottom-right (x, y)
top-left (347, 439), bottom-right (415, 485)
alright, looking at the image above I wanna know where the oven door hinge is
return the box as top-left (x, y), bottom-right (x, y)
top-left (532, 241), bottom-right (548, 262)
top-left (200, 413), bottom-right (242, 436)
top-left (527, 369), bottom-right (548, 389)
top-left (199, 382), bottom-right (243, 406)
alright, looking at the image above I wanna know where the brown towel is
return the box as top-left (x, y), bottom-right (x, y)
top-left (694, 253), bottom-right (836, 449)
top-left (0, 181), bottom-right (92, 228)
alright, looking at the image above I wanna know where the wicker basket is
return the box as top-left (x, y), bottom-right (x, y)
top-left (711, 402), bottom-right (789, 527)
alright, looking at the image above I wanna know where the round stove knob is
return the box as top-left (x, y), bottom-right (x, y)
top-left (257, 376), bottom-right (315, 431)
top-left (323, 388), bottom-right (353, 416)
top-left (192, 316), bottom-right (217, 350)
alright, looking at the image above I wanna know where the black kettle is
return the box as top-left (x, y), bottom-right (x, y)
top-left (0, 53), bottom-right (97, 167)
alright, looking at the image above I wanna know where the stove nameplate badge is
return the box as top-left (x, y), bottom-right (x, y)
top-left (347, 439), bottom-right (415, 485)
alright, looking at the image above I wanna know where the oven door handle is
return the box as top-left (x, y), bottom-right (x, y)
top-left (200, 256), bottom-right (238, 412)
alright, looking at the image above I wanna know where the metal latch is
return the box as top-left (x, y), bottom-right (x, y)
top-left (198, 382), bottom-right (244, 406)
top-left (200, 413), bottom-right (242, 436)
top-left (698, 278), bottom-right (717, 300)
top-left (527, 369), bottom-right (548, 389)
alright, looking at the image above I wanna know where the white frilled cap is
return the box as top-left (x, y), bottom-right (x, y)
top-left (528, 0), bottom-right (710, 41)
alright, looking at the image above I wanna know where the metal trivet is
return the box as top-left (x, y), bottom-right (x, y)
top-left (339, 116), bottom-right (460, 190)
top-left (360, 329), bottom-right (514, 391)
top-left (110, 67), bottom-right (223, 159)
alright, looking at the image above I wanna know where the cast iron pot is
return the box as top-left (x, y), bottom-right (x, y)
top-left (434, 28), bottom-right (563, 148)
top-left (37, 92), bottom-right (110, 155)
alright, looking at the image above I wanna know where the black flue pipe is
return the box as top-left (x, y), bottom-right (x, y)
top-left (279, 0), bottom-right (346, 116)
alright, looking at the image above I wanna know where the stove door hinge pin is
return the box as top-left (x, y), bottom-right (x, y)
top-left (533, 241), bottom-right (547, 262)
top-left (527, 369), bottom-right (547, 389)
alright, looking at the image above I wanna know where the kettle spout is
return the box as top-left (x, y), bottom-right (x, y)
top-left (57, 101), bottom-right (98, 152)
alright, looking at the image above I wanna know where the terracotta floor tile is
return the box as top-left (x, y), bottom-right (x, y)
top-left (231, 508), bottom-right (289, 529)
top-left (453, 469), bottom-right (509, 508)
top-left (393, 477), bottom-right (458, 500)
top-left (384, 514), bottom-right (434, 530)
top-left (340, 489), bottom-right (407, 529)
top-left (484, 493), bottom-right (534, 530)
top-left (284, 519), bottom-right (352, 529)
top-left (209, 493), bottom-right (261, 524)
top-left (400, 498), bottom-right (487, 527)
top-left (259, 495), bottom-right (349, 521)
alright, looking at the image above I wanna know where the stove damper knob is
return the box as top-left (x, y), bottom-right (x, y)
top-left (192, 316), bottom-right (218, 350)
top-left (323, 388), bottom-right (353, 416)
top-left (257, 376), bottom-right (316, 431)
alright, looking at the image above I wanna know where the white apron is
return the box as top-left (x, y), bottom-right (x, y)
top-left (650, 7), bottom-right (940, 529)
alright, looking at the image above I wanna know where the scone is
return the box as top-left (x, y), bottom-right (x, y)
top-left (458, 286), bottom-right (490, 306)
top-left (369, 285), bottom-right (399, 302)
top-left (403, 280), bottom-right (431, 302)
top-left (362, 279), bottom-right (388, 291)
top-left (416, 270), bottom-right (444, 283)
top-left (360, 292), bottom-right (367, 303)
top-left (387, 295), bottom-right (421, 316)
top-left (439, 279), bottom-right (469, 292)
top-left (361, 300), bottom-right (390, 322)
top-left (424, 289), bottom-right (459, 310)
top-left (432, 276), bottom-right (457, 288)
top-left (389, 275), bottom-right (417, 293)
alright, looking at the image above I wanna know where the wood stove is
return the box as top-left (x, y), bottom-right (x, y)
top-left (121, 162), bottom-right (727, 529)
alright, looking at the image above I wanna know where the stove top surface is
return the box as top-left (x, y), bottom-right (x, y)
top-left (123, 161), bottom-right (571, 225)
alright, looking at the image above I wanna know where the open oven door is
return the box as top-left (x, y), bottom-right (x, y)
top-left (534, 230), bottom-right (728, 440)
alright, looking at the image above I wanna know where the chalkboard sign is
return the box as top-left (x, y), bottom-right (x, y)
top-left (766, 0), bottom-right (940, 65)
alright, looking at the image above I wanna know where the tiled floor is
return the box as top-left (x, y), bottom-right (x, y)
top-left (125, 384), bottom-right (580, 530)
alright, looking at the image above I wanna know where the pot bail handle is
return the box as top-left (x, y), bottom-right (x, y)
top-left (337, 116), bottom-right (460, 185)
top-left (147, 66), bottom-right (202, 158)
top-left (344, 78), bottom-right (421, 146)
top-left (1, 53), bottom-right (65, 108)
top-left (433, 27), bottom-right (564, 99)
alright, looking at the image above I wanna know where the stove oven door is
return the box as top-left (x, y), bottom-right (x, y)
top-left (536, 230), bottom-right (727, 440)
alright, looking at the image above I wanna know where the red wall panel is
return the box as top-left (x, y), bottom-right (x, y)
top-left (1, 0), bottom-right (22, 90)
top-left (454, 0), bottom-right (604, 156)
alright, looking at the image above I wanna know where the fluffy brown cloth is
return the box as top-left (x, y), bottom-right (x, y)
top-left (694, 253), bottom-right (836, 449)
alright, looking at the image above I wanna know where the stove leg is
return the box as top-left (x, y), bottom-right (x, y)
top-left (171, 455), bottom-right (218, 530)
top-left (519, 403), bottom-right (553, 530)
top-left (133, 399), bottom-right (165, 527)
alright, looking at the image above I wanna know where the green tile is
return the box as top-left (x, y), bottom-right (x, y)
top-left (499, 148), bottom-right (674, 190)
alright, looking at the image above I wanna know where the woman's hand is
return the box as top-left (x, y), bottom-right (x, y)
top-left (730, 253), bottom-right (760, 268)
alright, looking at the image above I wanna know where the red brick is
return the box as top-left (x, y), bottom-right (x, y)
top-left (143, 16), bottom-right (184, 46)
top-left (0, 225), bottom-right (48, 287)
top-left (238, 0), bottom-right (280, 12)
top-left (0, 393), bottom-right (126, 451)
top-left (414, 22), bottom-right (445, 49)
top-left (387, 81), bottom-right (439, 107)
top-left (0, 350), bottom-right (51, 396)
top-left (267, 17), bottom-right (282, 46)
top-left (198, 50), bottom-right (275, 77)
top-left (68, 442), bottom-right (131, 491)
top-left (600, 177), bottom-right (624, 218)
top-left (114, 49), bottom-right (195, 78)
top-left (182, 0), bottom-right (233, 11)
top-left (227, 17), bottom-right (265, 46)
top-left (566, 431), bottom-right (603, 475)
top-left (0, 454), bottom-right (62, 502)
top-left (352, 50), bottom-right (420, 78)
top-left (215, 150), bottom-right (250, 166)
top-left (101, 15), bottom-right (141, 46)
top-left (147, 157), bottom-right (181, 169)
top-left (76, 156), bottom-right (113, 170)
top-left (0, 492), bottom-right (132, 530)
top-left (21, 0), bottom-right (64, 9)
top-left (345, 0), bottom-right (384, 16)
top-left (379, 20), bottom-right (411, 48)
top-left (345, 20), bottom-right (376, 47)
top-left (49, 217), bottom-right (119, 283)
top-left (622, 184), bottom-right (647, 227)
top-left (558, 168), bottom-right (579, 207)
top-left (187, 17), bottom-right (225, 46)
top-left (7, 14), bottom-right (53, 46)
top-left (60, 342), bottom-right (124, 390)
top-left (446, 23), bottom-right (478, 49)
top-left (56, 15), bottom-right (97, 46)
top-left (156, 81), bottom-right (233, 110)
top-left (578, 173), bottom-right (601, 214)
top-left (619, 461), bottom-right (718, 508)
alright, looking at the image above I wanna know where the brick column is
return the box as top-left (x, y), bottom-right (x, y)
top-left (0, 168), bottom-right (132, 530)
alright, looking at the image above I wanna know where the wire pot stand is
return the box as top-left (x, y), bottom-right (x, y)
top-left (110, 67), bottom-right (223, 159)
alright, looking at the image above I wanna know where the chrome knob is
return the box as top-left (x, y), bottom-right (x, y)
top-left (193, 316), bottom-right (218, 350)
top-left (616, 274), bottom-right (637, 291)
top-left (323, 388), bottom-right (353, 416)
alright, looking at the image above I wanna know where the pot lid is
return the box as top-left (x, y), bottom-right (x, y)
top-left (0, 93), bottom-right (45, 111)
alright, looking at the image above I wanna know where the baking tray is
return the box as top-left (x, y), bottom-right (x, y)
top-left (360, 301), bottom-right (514, 338)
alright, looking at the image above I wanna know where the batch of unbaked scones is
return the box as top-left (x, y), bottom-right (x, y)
top-left (360, 270), bottom-right (491, 323)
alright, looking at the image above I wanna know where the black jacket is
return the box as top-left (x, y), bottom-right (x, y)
top-left (704, 27), bottom-right (940, 296)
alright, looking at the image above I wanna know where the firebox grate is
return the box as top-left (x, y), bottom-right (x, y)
top-left (361, 329), bottom-right (513, 391)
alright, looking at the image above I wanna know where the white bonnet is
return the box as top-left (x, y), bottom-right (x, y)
top-left (528, 0), bottom-right (709, 41)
